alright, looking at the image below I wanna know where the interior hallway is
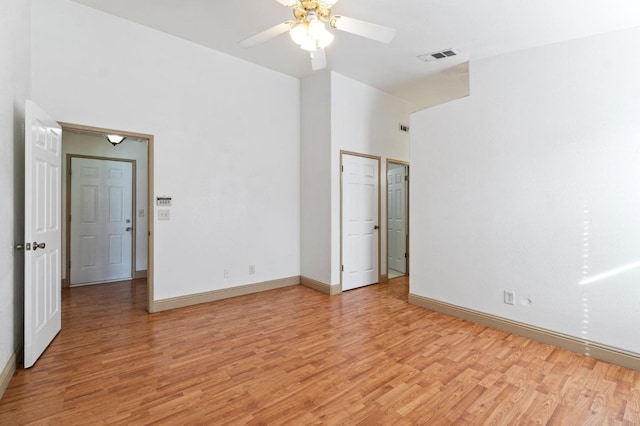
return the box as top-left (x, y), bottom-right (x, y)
top-left (1, 277), bottom-right (639, 424)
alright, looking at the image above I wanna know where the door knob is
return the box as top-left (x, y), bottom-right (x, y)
top-left (32, 242), bottom-right (46, 250)
top-left (126, 227), bottom-right (133, 232)
top-left (15, 243), bottom-right (25, 250)
top-left (374, 225), bottom-right (380, 230)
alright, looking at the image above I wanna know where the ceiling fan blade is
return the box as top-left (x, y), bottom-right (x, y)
top-left (274, 0), bottom-right (299, 6)
top-left (239, 22), bottom-right (292, 48)
top-left (330, 15), bottom-right (396, 43)
top-left (310, 49), bottom-right (327, 71)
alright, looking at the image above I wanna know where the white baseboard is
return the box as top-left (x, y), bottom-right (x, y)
top-left (0, 351), bottom-right (17, 400)
top-left (300, 276), bottom-right (342, 296)
top-left (409, 293), bottom-right (640, 372)
top-left (151, 276), bottom-right (300, 312)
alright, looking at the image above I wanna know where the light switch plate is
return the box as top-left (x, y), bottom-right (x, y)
top-left (158, 209), bottom-right (170, 220)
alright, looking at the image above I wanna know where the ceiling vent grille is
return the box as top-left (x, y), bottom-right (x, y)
top-left (418, 48), bottom-right (458, 62)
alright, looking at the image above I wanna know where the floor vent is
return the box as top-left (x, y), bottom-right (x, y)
top-left (418, 48), bottom-right (458, 62)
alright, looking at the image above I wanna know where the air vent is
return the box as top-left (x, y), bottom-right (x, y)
top-left (418, 48), bottom-right (458, 62)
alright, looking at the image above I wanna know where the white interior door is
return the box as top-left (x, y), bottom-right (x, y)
top-left (70, 157), bottom-right (133, 285)
top-left (388, 164), bottom-right (407, 274)
top-left (342, 154), bottom-right (379, 291)
top-left (24, 100), bottom-right (62, 368)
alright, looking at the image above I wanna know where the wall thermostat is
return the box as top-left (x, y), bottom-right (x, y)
top-left (156, 196), bottom-right (172, 206)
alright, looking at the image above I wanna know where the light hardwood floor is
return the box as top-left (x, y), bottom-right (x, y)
top-left (1, 277), bottom-right (639, 425)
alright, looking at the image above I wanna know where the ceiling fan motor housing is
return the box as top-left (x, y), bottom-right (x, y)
top-left (293, 1), bottom-right (332, 22)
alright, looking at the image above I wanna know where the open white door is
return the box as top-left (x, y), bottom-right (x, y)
top-left (342, 154), bottom-right (380, 291)
top-left (24, 100), bottom-right (62, 368)
top-left (388, 164), bottom-right (408, 274)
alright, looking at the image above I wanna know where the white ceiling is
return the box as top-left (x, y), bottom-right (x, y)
top-left (72, 0), bottom-right (640, 108)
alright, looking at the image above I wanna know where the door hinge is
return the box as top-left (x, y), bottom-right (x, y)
top-left (69, 168), bottom-right (72, 176)
top-left (341, 165), bottom-right (344, 172)
top-left (404, 253), bottom-right (407, 258)
top-left (405, 175), bottom-right (409, 181)
top-left (69, 214), bottom-right (72, 222)
top-left (341, 265), bottom-right (344, 272)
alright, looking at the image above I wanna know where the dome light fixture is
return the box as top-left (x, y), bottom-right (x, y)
top-left (105, 134), bottom-right (126, 146)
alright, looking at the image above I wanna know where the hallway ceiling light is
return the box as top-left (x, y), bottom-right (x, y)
top-left (105, 134), bottom-right (126, 146)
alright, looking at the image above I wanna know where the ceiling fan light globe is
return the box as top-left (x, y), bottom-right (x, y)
top-left (318, 30), bottom-right (334, 48)
top-left (300, 38), bottom-right (317, 51)
top-left (308, 18), bottom-right (325, 39)
top-left (289, 23), bottom-right (308, 45)
top-left (321, 0), bottom-right (339, 7)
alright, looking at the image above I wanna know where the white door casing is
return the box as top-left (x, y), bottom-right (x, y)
top-left (342, 154), bottom-right (380, 291)
top-left (388, 164), bottom-right (407, 274)
top-left (70, 157), bottom-right (133, 285)
top-left (24, 100), bottom-right (62, 368)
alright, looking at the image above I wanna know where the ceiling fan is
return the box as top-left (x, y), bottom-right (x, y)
top-left (239, 0), bottom-right (396, 71)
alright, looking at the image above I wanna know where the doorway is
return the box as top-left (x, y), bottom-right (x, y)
top-left (341, 151), bottom-right (381, 291)
top-left (387, 160), bottom-right (409, 279)
top-left (60, 122), bottom-right (155, 312)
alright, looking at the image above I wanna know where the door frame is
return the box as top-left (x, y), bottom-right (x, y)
top-left (340, 150), bottom-right (382, 289)
top-left (386, 159), bottom-right (410, 277)
top-left (59, 122), bottom-right (155, 312)
top-left (67, 154), bottom-right (137, 286)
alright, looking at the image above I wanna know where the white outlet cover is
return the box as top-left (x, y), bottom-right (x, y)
top-left (504, 290), bottom-right (515, 305)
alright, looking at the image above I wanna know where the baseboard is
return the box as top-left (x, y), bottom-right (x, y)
top-left (408, 293), bottom-right (640, 372)
top-left (152, 276), bottom-right (301, 312)
top-left (380, 274), bottom-right (388, 283)
top-left (0, 351), bottom-right (17, 400)
top-left (300, 276), bottom-right (342, 296)
top-left (65, 271), bottom-right (146, 288)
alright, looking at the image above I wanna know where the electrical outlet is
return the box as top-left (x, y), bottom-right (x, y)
top-left (249, 265), bottom-right (255, 275)
top-left (224, 269), bottom-right (230, 279)
top-left (504, 290), bottom-right (515, 305)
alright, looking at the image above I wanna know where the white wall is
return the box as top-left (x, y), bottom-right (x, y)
top-left (0, 0), bottom-right (30, 374)
top-left (410, 27), bottom-right (640, 354)
top-left (330, 73), bottom-right (411, 284)
top-left (61, 131), bottom-right (148, 277)
top-left (31, 0), bottom-right (300, 300)
top-left (300, 71), bottom-right (332, 284)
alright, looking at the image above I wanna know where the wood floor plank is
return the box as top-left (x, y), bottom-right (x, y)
top-left (1, 276), bottom-right (639, 424)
